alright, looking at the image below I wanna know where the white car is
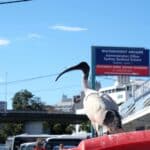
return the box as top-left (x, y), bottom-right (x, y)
top-left (44, 134), bottom-right (90, 150)
top-left (19, 142), bottom-right (36, 150)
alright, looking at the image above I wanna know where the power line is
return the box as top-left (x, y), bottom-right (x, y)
top-left (0, 73), bottom-right (117, 86)
top-left (0, 73), bottom-right (59, 85)
top-left (0, 0), bottom-right (31, 4)
top-left (0, 84), bottom-right (80, 94)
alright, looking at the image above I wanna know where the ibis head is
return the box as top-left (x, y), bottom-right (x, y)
top-left (55, 61), bottom-right (90, 81)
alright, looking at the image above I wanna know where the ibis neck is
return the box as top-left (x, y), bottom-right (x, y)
top-left (82, 78), bottom-right (89, 90)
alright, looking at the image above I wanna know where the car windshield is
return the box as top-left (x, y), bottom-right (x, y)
top-left (53, 145), bottom-right (76, 150)
top-left (26, 145), bottom-right (35, 150)
top-left (45, 138), bottom-right (81, 150)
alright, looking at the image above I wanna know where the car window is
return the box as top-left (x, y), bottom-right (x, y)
top-left (27, 145), bottom-right (35, 150)
top-left (20, 145), bottom-right (26, 150)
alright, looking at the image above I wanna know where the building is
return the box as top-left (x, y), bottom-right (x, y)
top-left (73, 76), bottom-right (150, 133)
top-left (0, 101), bottom-right (7, 112)
top-left (120, 79), bottom-right (150, 131)
top-left (54, 94), bottom-right (75, 113)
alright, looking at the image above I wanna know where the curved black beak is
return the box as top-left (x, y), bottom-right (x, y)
top-left (55, 61), bottom-right (90, 81)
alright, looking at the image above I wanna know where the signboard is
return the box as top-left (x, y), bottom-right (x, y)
top-left (92, 46), bottom-right (150, 76)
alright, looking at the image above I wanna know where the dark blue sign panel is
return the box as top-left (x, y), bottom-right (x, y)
top-left (92, 46), bottom-right (150, 76)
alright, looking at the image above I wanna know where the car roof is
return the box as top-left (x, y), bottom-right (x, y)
top-left (45, 134), bottom-right (89, 142)
top-left (20, 142), bottom-right (36, 147)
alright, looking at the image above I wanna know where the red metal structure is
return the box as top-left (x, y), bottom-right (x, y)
top-left (68, 130), bottom-right (150, 150)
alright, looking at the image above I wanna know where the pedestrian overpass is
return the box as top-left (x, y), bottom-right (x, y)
top-left (0, 110), bottom-right (88, 123)
top-left (0, 111), bottom-right (88, 134)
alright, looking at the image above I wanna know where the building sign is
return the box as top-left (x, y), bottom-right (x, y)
top-left (92, 46), bottom-right (150, 76)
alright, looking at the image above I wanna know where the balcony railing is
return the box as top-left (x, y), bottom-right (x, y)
top-left (120, 79), bottom-right (150, 118)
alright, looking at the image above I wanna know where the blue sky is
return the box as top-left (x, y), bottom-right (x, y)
top-left (0, 0), bottom-right (150, 109)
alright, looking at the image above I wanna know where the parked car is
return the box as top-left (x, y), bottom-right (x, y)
top-left (19, 142), bottom-right (36, 150)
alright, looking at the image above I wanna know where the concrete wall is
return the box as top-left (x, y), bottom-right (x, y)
top-left (24, 121), bottom-right (43, 134)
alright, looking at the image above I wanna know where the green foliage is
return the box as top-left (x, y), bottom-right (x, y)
top-left (52, 123), bottom-right (62, 134)
top-left (51, 123), bottom-right (75, 134)
top-left (0, 123), bottom-right (23, 143)
top-left (12, 89), bottom-right (45, 111)
top-left (65, 124), bottom-right (75, 134)
top-left (12, 89), bottom-right (33, 110)
top-left (79, 121), bottom-right (91, 132)
top-left (43, 121), bottom-right (50, 133)
top-left (0, 89), bottom-right (46, 143)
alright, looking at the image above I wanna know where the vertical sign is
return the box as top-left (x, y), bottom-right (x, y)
top-left (92, 46), bottom-right (149, 76)
top-left (91, 46), bottom-right (150, 137)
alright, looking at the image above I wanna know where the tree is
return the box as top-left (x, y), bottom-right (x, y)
top-left (79, 121), bottom-right (91, 132)
top-left (0, 89), bottom-right (46, 143)
top-left (12, 89), bottom-right (45, 111)
top-left (65, 124), bottom-right (75, 134)
top-left (0, 123), bottom-right (23, 143)
top-left (51, 123), bottom-right (75, 134)
top-left (52, 123), bottom-right (63, 134)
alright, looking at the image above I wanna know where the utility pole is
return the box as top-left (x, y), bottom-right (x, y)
top-left (5, 72), bottom-right (7, 102)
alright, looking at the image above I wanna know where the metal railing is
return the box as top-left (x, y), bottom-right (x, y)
top-left (120, 79), bottom-right (150, 118)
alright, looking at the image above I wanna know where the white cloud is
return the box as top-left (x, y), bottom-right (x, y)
top-left (27, 33), bottom-right (42, 39)
top-left (0, 39), bottom-right (10, 46)
top-left (50, 25), bottom-right (88, 32)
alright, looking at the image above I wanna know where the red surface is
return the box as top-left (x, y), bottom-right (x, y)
top-left (95, 65), bottom-right (149, 76)
top-left (68, 130), bottom-right (150, 150)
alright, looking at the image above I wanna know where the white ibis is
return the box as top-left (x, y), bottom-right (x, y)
top-left (55, 62), bottom-right (124, 135)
